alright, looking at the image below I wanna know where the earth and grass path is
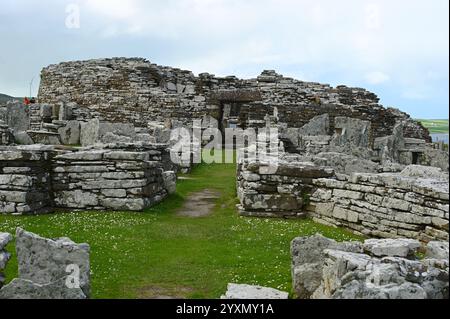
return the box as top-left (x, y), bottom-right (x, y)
top-left (0, 161), bottom-right (361, 299)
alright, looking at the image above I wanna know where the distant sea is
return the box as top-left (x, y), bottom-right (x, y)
top-left (431, 133), bottom-right (449, 144)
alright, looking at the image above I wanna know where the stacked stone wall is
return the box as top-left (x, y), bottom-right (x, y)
top-left (52, 150), bottom-right (168, 211)
top-left (37, 58), bottom-right (431, 142)
top-left (0, 147), bottom-right (54, 214)
top-left (237, 159), bottom-right (334, 217)
top-left (0, 145), bottom-right (174, 214)
top-left (308, 172), bottom-right (449, 242)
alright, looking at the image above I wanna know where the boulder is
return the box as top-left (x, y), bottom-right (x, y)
top-left (5, 102), bottom-right (30, 132)
top-left (298, 114), bottom-right (330, 136)
top-left (292, 235), bottom-right (449, 299)
top-left (0, 251), bottom-right (10, 270)
top-left (331, 117), bottom-right (371, 148)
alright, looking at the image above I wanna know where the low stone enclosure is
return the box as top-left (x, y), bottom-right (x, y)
top-left (0, 144), bottom-right (176, 214)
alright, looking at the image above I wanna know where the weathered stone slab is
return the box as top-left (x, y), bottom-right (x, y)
top-left (58, 120), bottom-right (81, 145)
top-left (221, 283), bottom-right (288, 299)
top-left (54, 190), bottom-right (99, 208)
top-left (15, 228), bottom-right (90, 297)
top-left (104, 151), bottom-right (149, 161)
top-left (363, 238), bottom-right (421, 258)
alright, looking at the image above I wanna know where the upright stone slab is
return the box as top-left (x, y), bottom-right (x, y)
top-left (15, 228), bottom-right (90, 297)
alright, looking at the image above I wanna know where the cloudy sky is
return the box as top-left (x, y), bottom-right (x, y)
top-left (0, 0), bottom-right (448, 118)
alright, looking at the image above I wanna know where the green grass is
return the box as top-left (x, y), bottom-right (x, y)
top-left (0, 161), bottom-right (362, 299)
top-left (419, 119), bottom-right (449, 134)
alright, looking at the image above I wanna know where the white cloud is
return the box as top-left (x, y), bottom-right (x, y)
top-left (365, 71), bottom-right (390, 85)
top-left (84, 0), bottom-right (138, 20)
top-left (0, 0), bottom-right (448, 117)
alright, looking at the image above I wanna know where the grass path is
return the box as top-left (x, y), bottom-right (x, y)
top-left (0, 162), bottom-right (361, 299)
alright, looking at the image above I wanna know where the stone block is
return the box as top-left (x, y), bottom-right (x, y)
top-left (54, 190), bottom-right (98, 208)
top-left (382, 197), bottom-right (411, 211)
top-left (99, 198), bottom-right (147, 211)
top-left (333, 189), bottom-right (363, 200)
top-left (104, 151), bottom-right (149, 161)
top-left (58, 121), bottom-right (81, 145)
top-left (363, 238), bottom-right (421, 258)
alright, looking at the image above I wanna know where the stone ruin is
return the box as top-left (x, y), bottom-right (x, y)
top-left (0, 57), bottom-right (448, 236)
top-left (0, 57), bottom-right (434, 149)
top-left (0, 57), bottom-right (449, 299)
top-left (291, 235), bottom-right (449, 299)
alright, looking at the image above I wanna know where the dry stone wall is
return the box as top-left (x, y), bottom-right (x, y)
top-left (0, 146), bottom-right (54, 215)
top-left (237, 157), bottom-right (334, 217)
top-left (237, 144), bottom-right (449, 242)
top-left (0, 145), bottom-right (175, 214)
top-left (37, 58), bottom-right (431, 143)
top-left (308, 168), bottom-right (449, 242)
top-left (52, 150), bottom-right (168, 211)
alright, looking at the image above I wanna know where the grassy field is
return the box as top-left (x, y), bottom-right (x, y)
top-left (419, 119), bottom-right (449, 134)
top-left (0, 161), bottom-right (361, 299)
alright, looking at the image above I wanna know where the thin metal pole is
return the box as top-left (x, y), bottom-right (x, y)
top-left (29, 77), bottom-right (35, 98)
